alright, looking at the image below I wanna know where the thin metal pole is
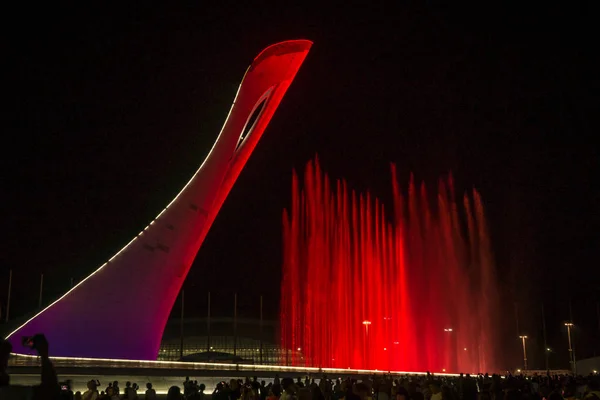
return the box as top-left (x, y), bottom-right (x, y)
top-left (597, 301), bottom-right (600, 335)
top-left (542, 303), bottom-right (548, 370)
top-left (569, 300), bottom-right (576, 374)
top-left (207, 292), bottom-right (211, 357)
top-left (259, 295), bottom-right (263, 364)
top-left (597, 301), bottom-right (600, 356)
top-left (597, 301), bottom-right (600, 336)
top-left (38, 273), bottom-right (44, 309)
top-left (514, 302), bottom-right (520, 337)
top-left (5, 270), bottom-right (12, 323)
top-left (567, 324), bottom-right (574, 374)
top-left (179, 289), bottom-right (185, 359)
top-left (364, 324), bottom-right (370, 369)
top-left (233, 293), bottom-right (237, 357)
top-left (521, 337), bottom-right (528, 370)
top-left (569, 298), bottom-right (574, 323)
top-left (386, 318), bottom-right (390, 370)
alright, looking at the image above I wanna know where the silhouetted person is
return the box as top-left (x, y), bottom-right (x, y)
top-left (252, 377), bottom-right (261, 393)
top-left (167, 386), bottom-right (183, 400)
top-left (462, 376), bottom-right (477, 400)
top-left (320, 376), bottom-right (332, 400)
top-left (343, 380), bottom-right (360, 400)
top-left (260, 381), bottom-right (268, 400)
top-left (354, 383), bottom-right (371, 400)
top-left (396, 387), bottom-right (410, 400)
top-left (0, 339), bottom-right (10, 387)
top-left (144, 383), bottom-right (156, 400)
top-left (281, 378), bottom-right (297, 400)
top-left (82, 380), bottom-right (100, 400)
top-left (0, 334), bottom-right (59, 399)
top-left (312, 386), bottom-right (326, 400)
top-left (198, 384), bottom-right (206, 400)
top-left (429, 382), bottom-right (442, 400)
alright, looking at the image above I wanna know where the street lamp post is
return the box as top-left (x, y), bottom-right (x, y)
top-left (519, 335), bottom-right (528, 371)
top-left (565, 322), bottom-right (575, 374)
top-left (362, 320), bottom-right (371, 368)
top-left (362, 320), bottom-right (372, 336)
top-left (444, 328), bottom-right (453, 371)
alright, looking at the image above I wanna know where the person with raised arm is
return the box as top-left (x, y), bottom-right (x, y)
top-left (0, 334), bottom-right (60, 399)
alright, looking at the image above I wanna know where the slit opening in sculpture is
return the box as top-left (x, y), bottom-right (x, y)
top-left (236, 94), bottom-right (269, 152)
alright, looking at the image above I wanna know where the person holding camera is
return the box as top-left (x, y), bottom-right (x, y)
top-left (0, 334), bottom-right (60, 399)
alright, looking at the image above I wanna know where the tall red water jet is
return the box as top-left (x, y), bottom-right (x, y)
top-left (280, 157), bottom-right (498, 373)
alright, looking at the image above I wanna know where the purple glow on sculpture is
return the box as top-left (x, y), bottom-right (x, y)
top-left (7, 40), bottom-right (312, 360)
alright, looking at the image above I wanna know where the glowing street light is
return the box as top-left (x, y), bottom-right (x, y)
top-left (362, 320), bottom-right (372, 367)
top-left (519, 335), bottom-right (528, 370)
top-left (443, 328), bottom-right (454, 372)
top-left (362, 320), bottom-right (372, 336)
top-left (565, 322), bottom-right (575, 373)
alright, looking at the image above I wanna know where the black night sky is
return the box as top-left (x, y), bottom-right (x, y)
top-left (2, 3), bottom-right (598, 370)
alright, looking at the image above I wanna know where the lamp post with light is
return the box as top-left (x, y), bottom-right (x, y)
top-left (444, 328), bottom-right (454, 371)
top-left (545, 347), bottom-right (552, 370)
top-left (519, 335), bottom-right (528, 371)
top-left (565, 322), bottom-right (575, 374)
top-left (363, 320), bottom-right (372, 337)
top-left (362, 320), bottom-right (371, 369)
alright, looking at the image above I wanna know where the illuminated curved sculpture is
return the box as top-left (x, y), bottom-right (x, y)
top-left (6, 40), bottom-right (312, 360)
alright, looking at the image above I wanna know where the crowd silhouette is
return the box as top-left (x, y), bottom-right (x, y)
top-left (1, 336), bottom-right (599, 400)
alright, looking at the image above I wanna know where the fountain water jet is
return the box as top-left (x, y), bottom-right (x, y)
top-left (280, 157), bottom-right (498, 373)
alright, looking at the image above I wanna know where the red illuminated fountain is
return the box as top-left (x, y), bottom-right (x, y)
top-left (280, 157), bottom-right (498, 373)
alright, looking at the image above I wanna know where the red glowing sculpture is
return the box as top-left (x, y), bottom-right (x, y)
top-left (6, 40), bottom-right (312, 360)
